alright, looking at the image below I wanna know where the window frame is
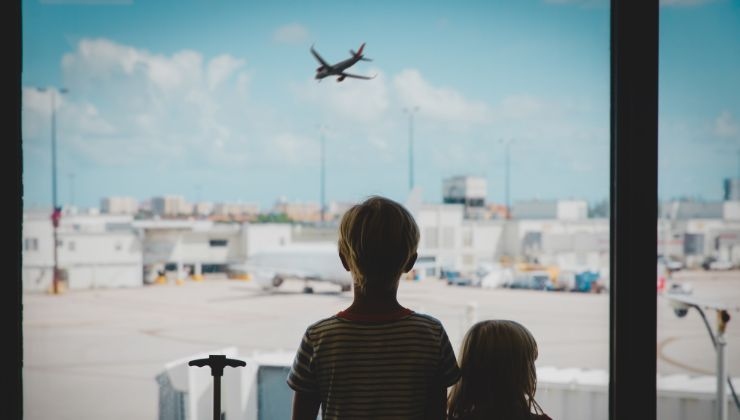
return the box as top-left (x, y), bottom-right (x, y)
top-left (609, 0), bottom-right (658, 418)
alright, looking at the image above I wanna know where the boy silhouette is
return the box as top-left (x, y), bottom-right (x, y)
top-left (288, 196), bottom-right (460, 419)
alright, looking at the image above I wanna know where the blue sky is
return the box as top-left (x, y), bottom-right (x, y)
top-left (22, 0), bottom-right (740, 210)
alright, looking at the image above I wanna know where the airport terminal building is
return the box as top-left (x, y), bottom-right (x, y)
top-left (21, 190), bottom-right (740, 292)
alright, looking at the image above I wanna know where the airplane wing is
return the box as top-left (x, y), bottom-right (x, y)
top-left (340, 72), bottom-right (376, 80)
top-left (310, 45), bottom-right (331, 68)
top-left (230, 247), bottom-right (353, 292)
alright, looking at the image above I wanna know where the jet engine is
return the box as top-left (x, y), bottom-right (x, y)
top-left (251, 270), bottom-right (285, 291)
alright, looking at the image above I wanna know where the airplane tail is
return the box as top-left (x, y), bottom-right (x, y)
top-left (349, 52), bottom-right (372, 62)
top-left (356, 42), bottom-right (365, 56)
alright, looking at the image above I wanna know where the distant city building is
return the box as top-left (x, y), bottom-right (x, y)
top-left (443, 176), bottom-right (487, 207)
top-left (724, 178), bottom-right (740, 201)
top-left (326, 201), bottom-right (355, 221)
top-left (513, 200), bottom-right (588, 221)
top-left (212, 202), bottom-right (260, 217)
top-left (661, 200), bottom-right (723, 220)
top-left (486, 203), bottom-right (509, 219)
top-left (724, 201), bottom-right (740, 221)
top-left (138, 199), bottom-right (152, 212)
top-left (151, 195), bottom-right (189, 217)
top-left (22, 212), bottom-right (143, 292)
top-left (101, 196), bottom-right (139, 215)
top-left (272, 200), bottom-right (321, 223)
top-left (194, 202), bottom-right (214, 217)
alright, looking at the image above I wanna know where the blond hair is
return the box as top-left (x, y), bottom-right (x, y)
top-left (338, 196), bottom-right (419, 293)
top-left (447, 320), bottom-right (544, 420)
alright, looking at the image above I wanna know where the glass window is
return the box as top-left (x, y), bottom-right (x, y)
top-left (22, 2), bottom-right (612, 419)
top-left (24, 238), bottom-right (38, 251)
top-left (658, 2), bottom-right (740, 419)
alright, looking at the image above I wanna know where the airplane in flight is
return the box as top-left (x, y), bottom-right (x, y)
top-left (227, 244), bottom-right (353, 293)
top-left (311, 42), bottom-right (376, 82)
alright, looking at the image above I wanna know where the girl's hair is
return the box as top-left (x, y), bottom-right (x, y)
top-left (338, 196), bottom-right (419, 293)
top-left (447, 320), bottom-right (544, 420)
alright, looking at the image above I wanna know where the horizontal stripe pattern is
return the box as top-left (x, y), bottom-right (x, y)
top-left (287, 313), bottom-right (460, 419)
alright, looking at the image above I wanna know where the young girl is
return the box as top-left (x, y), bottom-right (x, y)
top-left (447, 320), bottom-right (552, 420)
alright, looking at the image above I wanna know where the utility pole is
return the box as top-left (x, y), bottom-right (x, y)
top-left (318, 124), bottom-right (328, 223)
top-left (505, 141), bottom-right (511, 219)
top-left (37, 87), bottom-right (68, 294)
top-left (403, 106), bottom-right (420, 192)
top-left (499, 138), bottom-right (514, 219)
top-left (68, 172), bottom-right (75, 208)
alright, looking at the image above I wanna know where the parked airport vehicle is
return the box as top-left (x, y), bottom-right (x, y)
top-left (442, 268), bottom-right (480, 287)
top-left (658, 255), bottom-right (684, 272)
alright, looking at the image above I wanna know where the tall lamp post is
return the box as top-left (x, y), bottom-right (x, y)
top-left (318, 124), bottom-right (328, 224)
top-left (37, 86), bottom-right (68, 294)
top-left (666, 295), bottom-right (740, 420)
top-left (499, 138), bottom-right (514, 219)
top-left (403, 106), bottom-right (420, 193)
top-left (68, 172), bottom-right (75, 208)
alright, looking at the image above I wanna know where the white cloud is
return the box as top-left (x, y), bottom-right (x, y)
top-left (24, 38), bottom-right (262, 168)
top-left (496, 95), bottom-right (550, 120)
top-left (62, 39), bottom-right (204, 92)
top-left (368, 134), bottom-right (389, 152)
top-left (22, 87), bottom-right (58, 118)
top-left (273, 23), bottom-right (310, 44)
top-left (296, 69), bottom-right (390, 123)
top-left (237, 71), bottom-right (253, 96)
top-left (24, 37), bottom-right (612, 206)
top-left (270, 132), bottom-right (319, 164)
top-left (393, 69), bottom-right (493, 124)
top-left (714, 111), bottom-right (739, 139)
top-left (207, 55), bottom-right (246, 91)
top-left (23, 87), bottom-right (116, 145)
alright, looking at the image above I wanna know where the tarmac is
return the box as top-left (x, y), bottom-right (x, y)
top-left (22, 269), bottom-right (740, 420)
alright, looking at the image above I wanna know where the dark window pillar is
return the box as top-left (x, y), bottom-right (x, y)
top-left (610, 0), bottom-right (659, 418)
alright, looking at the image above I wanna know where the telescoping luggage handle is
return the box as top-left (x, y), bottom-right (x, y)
top-left (189, 355), bottom-right (246, 420)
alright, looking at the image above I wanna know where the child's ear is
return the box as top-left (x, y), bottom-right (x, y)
top-left (403, 252), bottom-right (418, 273)
top-left (339, 251), bottom-right (350, 271)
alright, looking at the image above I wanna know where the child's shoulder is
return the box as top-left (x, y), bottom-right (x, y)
top-left (406, 312), bottom-right (453, 336)
top-left (408, 311), bottom-right (444, 326)
top-left (304, 311), bottom-right (448, 333)
top-left (305, 314), bottom-right (342, 331)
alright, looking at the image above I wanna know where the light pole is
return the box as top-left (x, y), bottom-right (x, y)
top-left (37, 86), bottom-right (68, 294)
top-left (403, 106), bottom-right (420, 192)
top-left (318, 124), bottom-right (328, 223)
top-left (499, 138), bottom-right (514, 219)
top-left (68, 172), bottom-right (75, 208)
top-left (667, 295), bottom-right (740, 420)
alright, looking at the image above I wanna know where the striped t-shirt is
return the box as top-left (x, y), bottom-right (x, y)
top-left (287, 308), bottom-right (460, 419)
